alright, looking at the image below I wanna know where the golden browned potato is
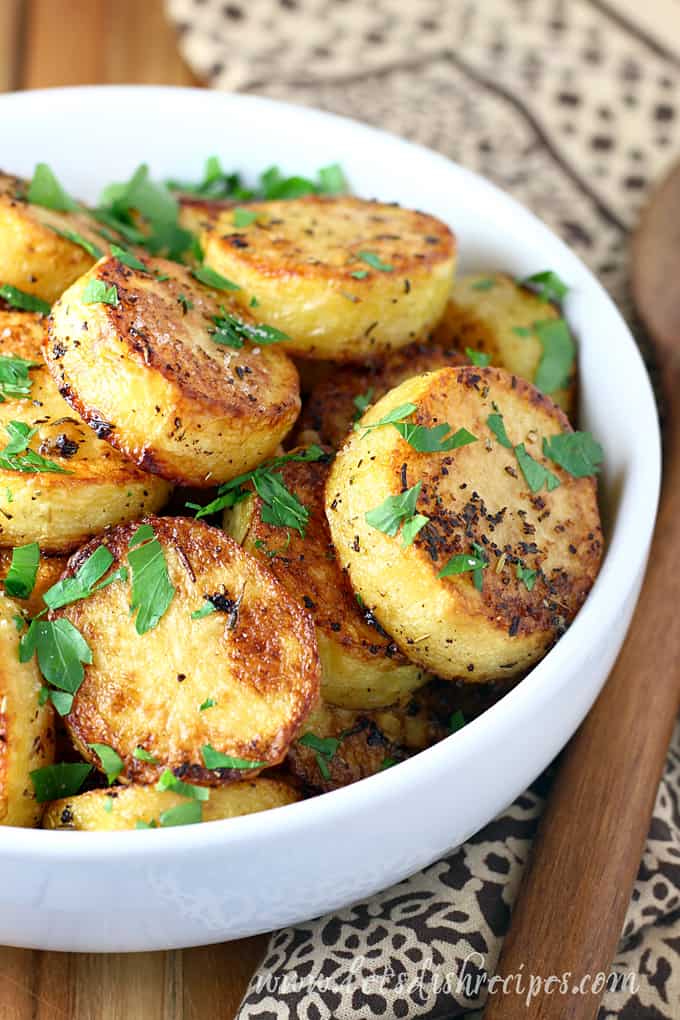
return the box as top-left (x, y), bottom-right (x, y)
top-left (54, 516), bottom-right (320, 785)
top-left (46, 255), bottom-right (301, 487)
top-left (296, 338), bottom-right (467, 448)
top-left (0, 171), bottom-right (115, 305)
top-left (42, 777), bottom-right (300, 831)
top-left (326, 365), bottom-right (602, 682)
top-left (0, 310), bottom-right (170, 551)
top-left (433, 272), bottom-right (576, 416)
top-left (0, 550), bottom-right (67, 618)
top-left (223, 454), bottom-right (428, 709)
top-left (195, 196), bottom-right (456, 360)
top-left (0, 591), bottom-right (54, 826)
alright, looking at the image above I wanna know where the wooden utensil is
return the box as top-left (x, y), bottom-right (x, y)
top-left (484, 161), bottom-right (680, 1020)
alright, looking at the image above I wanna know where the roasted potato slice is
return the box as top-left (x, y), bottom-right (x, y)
top-left (47, 255), bottom-right (301, 487)
top-left (433, 272), bottom-right (576, 416)
top-left (0, 310), bottom-right (170, 551)
top-left (0, 171), bottom-right (115, 305)
top-left (223, 454), bottom-right (428, 709)
top-left (0, 591), bottom-right (54, 826)
top-left (296, 338), bottom-right (467, 448)
top-left (0, 550), bottom-right (67, 618)
top-left (326, 366), bottom-right (602, 682)
top-left (55, 516), bottom-right (320, 784)
top-left (195, 196), bottom-right (456, 360)
top-left (42, 777), bottom-right (299, 831)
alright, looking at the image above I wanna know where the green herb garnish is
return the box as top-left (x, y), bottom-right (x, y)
top-left (466, 348), bottom-right (491, 367)
top-left (192, 265), bottom-right (241, 292)
top-left (298, 733), bottom-right (341, 781)
top-left (128, 527), bottom-right (175, 635)
top-left (201, 745), bottom-right (266, 770)
top-left (514, 443), bottom-right (560, 494)
top-left (0, 421), bottom-right (69, 474)
top-left (486, 412), bottom-right (513, 449)
top-left (82, 279), bottom-right (119, 307)
top-left (210, 310), bottom-right (289, 348)
top-left (350, 269), bottom-right (368, 280)
top-left (318, 164), bottom-right (347, 195)
top-left (89, 743), bottom-right (124, 784)
top-left (533, 319), bottom-right (575, 394)
top-left (357, 251), bottom-right (393, 272)
top-left (30, 761), bottom-right (92, 803)
top-left (470, 278), bottom-right (496, 292)
top-left (522, 270), bottom-right (569, 305)
top-left (0, 284), bottom-right (50, 316)
top-left (48, 226), bottom-right (103, 259)
top-left (27, 164), bottom-right (78, 212)
top-left (365, 481), bottom-right (428, 548)
top-left (199, 698), bottom-right (216, 711)
top-left (357, 402), bottom-right (417, 435)
top-left (20, 617), bottom-right (92, 695)
top-left (394, 421), bottom-right (477, 454)
top-left (4, 542), bottom-right (39, 599)
top-left (438, 546), bottom-right (488, 588)
top-left (133, 747), bottom-right (159, 763)
top-left (43, 545), bottom-right (117, 610)
top-left (449, 710), bottom-right (466, 732)
top-left (233, 208), bottom-right (259, 227)
top-left (542, 431), bottom-right (603, 478)
top-left (156, 768), bottom-right (210, 801)
top-left (516, 563), bottom-right (538, 591)
top-left (353, 388), bottom-right (374, 419)
top-left (110, 244), bottom-right (148, 271)
top-left (0, 354), bottom-right (40, 403)
top-left (159, 801), bottom-right (203, 827)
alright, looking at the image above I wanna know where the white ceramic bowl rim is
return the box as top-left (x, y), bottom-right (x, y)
top-left (0, 86), bottom-right (661, 860)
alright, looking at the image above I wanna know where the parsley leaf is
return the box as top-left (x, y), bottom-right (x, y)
top-left (516, 563), bottom-right (538, 591)
top-left (98, 164), bottom-right (194, 261)
top-left (82, 279), bottom-right (119, 307)
top-left (201, 744), bottom-right (266, 770)
top-left (298, 733), bottom-right (341, 781)
top-left (233, 208), bottom-right (259, 227)
top-left (260, 166), bottom-right (318, 199)
top-left (350, 269), bottom-right (368, 280)
top-left (486, 412), bottom-right (513, 449)
top-left (470, 277), bottom-right (496, 292)
top-left (353, 388), bottom-right (374, 419)
top-left (27, 164), bottom-right (78, 212)
top-left (159, 801), bottom-right (203, 827)
top-left (30, 762), bottom-right (92, 803)
top-left (0, 421), bottom-right (69, 474)
top-left (542, 431), bottom-right (603, 478)
top-left (357, 251), bottom-right (393, 272)
top-left (365, 481), bottom-right (429, 547)
top-left (49, 690), bottom-right (74, 716)
top-left (199, 697), bottom-right (216, 711)
top-left (43, 545), bottom-right (115, 610)
top-left (48, 226), bottom-right (103, 259)
top-left (19, 617), bottom-right (92, 693)
top-left (89, 743), bottom-right (124, 784)
top-left (3, 542), bottom-right (39, 599)
top-left (357, 402), bottom-right (417, 435)
top-left (514, 443), bottom-right (560, 493)
top-left (133, 747), bottom-right (159, 763)
top-left (466, 348), bottom-right (491, 367)
top-left (128, 528), bottom-right (175, 635)
top-left (192, 265), bottom-right (241, 292)
top-left (0, 354), bottom-right (40, 402)
top-left (191, 601), bottom-right (216, 620)
top-left (253, 471), bottom-right (310, 535)
top-left (522, 270), bottom-right (569, 305)
top-left (393, 421), bottom-right (477, 453)
top-left (449, 710), bottom-right (466, 732)
top-left (532, 319), bottom-right (575, 394)
top-left (317, 163), bottom-right (347, 195)
top-left (156, 768), bottom-right (210, 801)
top-left (166, 157), bottom-right (254, 201)
top-left (109, 244), bottom-right (148, 272)
top-left (0, 284), bottom-right (50, 316)
top-left (438, 547), bottom-right (488, 584)
top-left (210, 310), bottom-right (289, 348)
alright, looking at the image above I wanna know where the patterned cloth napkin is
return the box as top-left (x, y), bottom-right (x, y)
top-left (166, 1), bottom-right (680, 1015)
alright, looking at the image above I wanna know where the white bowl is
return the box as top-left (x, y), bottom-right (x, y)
top-left (0, 86), bottom-right (660, 952)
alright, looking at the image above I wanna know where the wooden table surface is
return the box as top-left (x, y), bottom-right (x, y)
top-left (1, 3), bottom-right (267, 1017)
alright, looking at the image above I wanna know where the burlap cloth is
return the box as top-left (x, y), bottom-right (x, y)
top-left (166, 2), bottom-right (680, 1015)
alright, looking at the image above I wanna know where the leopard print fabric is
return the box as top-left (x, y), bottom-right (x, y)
top-left (166, 1), bottom-right (680, 1015)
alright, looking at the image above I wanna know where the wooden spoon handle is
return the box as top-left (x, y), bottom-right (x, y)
top-left (484, 165), bottom-right (680, 1019)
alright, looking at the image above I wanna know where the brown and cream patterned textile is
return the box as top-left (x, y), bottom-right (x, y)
top-left (166, 2), bottom-right (680, 1016)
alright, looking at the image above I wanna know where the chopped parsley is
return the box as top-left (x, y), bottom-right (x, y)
top-left (192, 265), bottom-right (241, 292)
top-left (470, 277), bottom-right (496, 292)
top-left (191, 601), bottom-right (217, 620)
top-left (394, 420), bottom-right (477, 454)
top-left (533, 319), bottom-right (575, 394)
top-left (210, 310), bottom-right (289, 348)
top-left (233, 208), bottom-right (259, 227)
top-left (88, 743), bottom-right (124, 784)
top-left (0, 421), bottom-right (70, 474)
top-left (166, 156), bottom-right (255, 201)
top-left (159, 801), bottom-right (203, 827)
top-left (449, 710), bottom-right (466, 732)
top-left (357, 251), bottom-right (393, 272)
top-left (48, 226), bottom-right (103, 259)
top-left (49, 690), bottom-right (74, 715)
top-left (365, 481), bottom-right (428, 548)
top-left (201, 745), bottom-right (266, 770)
top-left (253, 532), bottom-right (291, 560)
top-left (542, 431), bottom-right (603, 478)
top-left (42, 545), bottom-right (118, 610)
top-left (156, 768), bottom-right (210, 801)
top-left (486, 412), bottom-right (513, 449)
top-left (30, 761), bottom-right (92, 803)
top-left (27, 163), bottom-right (78, 212)
top-left (298, 733), bottom-right (341, 781)
top-left (438, 545), bottom-right (488, 590)
top-left (199, 697), bottom-right (216, 711)
top-left (98, 164), bottom-right (194, 261)
top-left (353, 388), bottom-right (374, 419)
top-left (357, 402), bottom-right (417, 434)
top-left (0, 354), bottom-right (40, 402)
top-left (380, 756), bottom-right (398, 770)
top-left (522, 269), bottom-right (569, 305)
top-left (20, 617), bottom-right (92, 698)
top-left (82, 279), bottom-right (119, 307)
top-left (128, 526), bottom-right (175, 635)
top-left (3, 542), bottom-right (39, 599)
top-left (0, 284), bottom-right (50, 316)
top-left (466, 348), bottom-right (491, 367)
top-left (514, 443), bottom-right (560, 493)
top-left (133, 747), bottom-right (159, 763)
top-left (109, 244), bottom-right (148, 272)
top-left (516, 563), bottom-right (538, 591)
top-left (351, 269), bottom-right (369, 280)
top-left (318, 164), bottom-right (347, 195)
